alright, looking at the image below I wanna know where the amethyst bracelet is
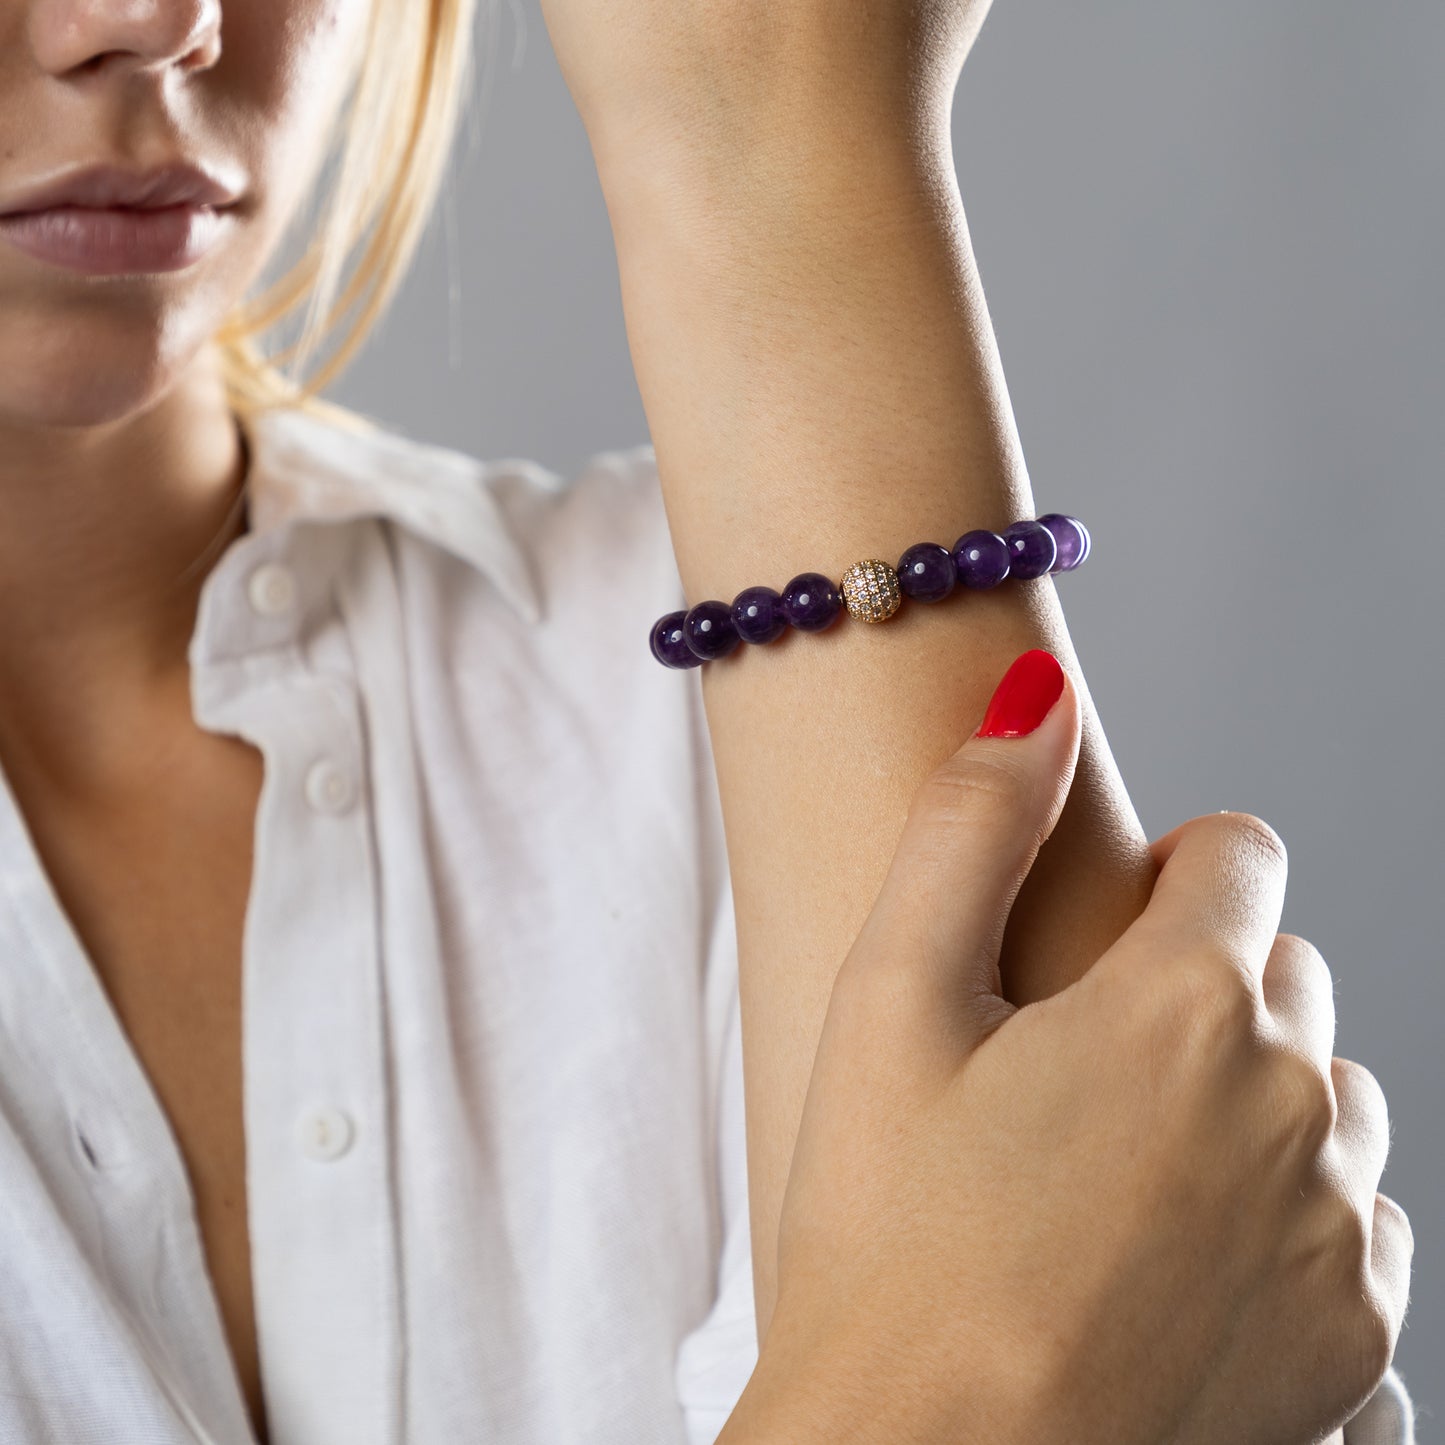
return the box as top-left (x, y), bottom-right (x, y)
top-left (649, 513), bottom-right (1091, 669)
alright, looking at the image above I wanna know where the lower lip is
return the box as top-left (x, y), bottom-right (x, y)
top-left (0, 203), bottom-right (232, 275)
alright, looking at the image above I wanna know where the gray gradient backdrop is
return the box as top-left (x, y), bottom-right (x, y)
top-left (293, 0), bottom-right (1444, 1412)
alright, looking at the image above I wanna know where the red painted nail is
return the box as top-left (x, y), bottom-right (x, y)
top-left (974, 649), bottom-right (1066, 739)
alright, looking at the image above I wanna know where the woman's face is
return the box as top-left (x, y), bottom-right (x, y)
top-left (0, 0), bottom-right (370, 429)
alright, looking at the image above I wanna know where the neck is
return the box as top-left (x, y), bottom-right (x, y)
top-left (0, 346), bottom-right (251, 793)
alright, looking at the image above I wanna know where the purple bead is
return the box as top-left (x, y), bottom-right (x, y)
top-left (780, 571), bottom-right (842, 632)
top-left (1038, 513), bottom-right (1090, 572)
top-left (952, 529), bottom-right (1011, 589)
top-left (650, 610), bottom-right (703, 669)
top-left (732, 585), bottom-right (788, 644)
top-left (1000, 520), bottom-right (1057, 580)
top-left (684, 599), bottom-right (741, 660)
top-left (896, 542), bottom-right (957, 603)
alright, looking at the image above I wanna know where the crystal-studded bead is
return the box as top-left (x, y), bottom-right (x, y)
top-left (840, 559), bottom-right (903, 622)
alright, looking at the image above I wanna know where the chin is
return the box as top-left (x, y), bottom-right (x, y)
top-left (0, 306), bottom-right (220, 430)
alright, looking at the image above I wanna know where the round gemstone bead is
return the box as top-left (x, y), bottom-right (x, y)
top-left (650, 610), bottom-right (703, 669)
top-left (840, 559), bottom-right (903, 622)
top-left (683, 599), bottom-right (741, 660)
top-left (1000, 519), bottom-right (1057, 580)
top-left (1038, 512), bottom-right (1090, 572)
top-left (896, 542), bottom-right (957, 603)
top-left (952, 529), bottom-right (1011, 589)
top-left (732, 585), bottom-right (788, 644)
top-left (780, 572), bottom-right (843, 632)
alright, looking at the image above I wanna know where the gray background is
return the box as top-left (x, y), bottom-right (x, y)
top-left (319, 0), bottom-right (1444, 1409)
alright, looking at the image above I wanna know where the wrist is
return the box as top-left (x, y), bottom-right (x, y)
top-left (715, 1316), bottom-right (918, 1445)
top-left (718, 1292), bottom-right (1035, 1445)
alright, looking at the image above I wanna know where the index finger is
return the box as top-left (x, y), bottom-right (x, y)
top-left (1118, 810), bottom-right (1289, 989)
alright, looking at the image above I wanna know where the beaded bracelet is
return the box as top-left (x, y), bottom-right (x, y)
top-left (649, 513), bottom-right (1090, 669)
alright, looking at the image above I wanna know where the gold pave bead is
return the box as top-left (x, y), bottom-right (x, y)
top-left (839, 558), bottom-right (903, 622)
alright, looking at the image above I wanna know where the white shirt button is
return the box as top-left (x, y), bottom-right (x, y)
top-left (295, 1105), bottom-right (354, 1162)
top-left (247, 562), bottom-right (297, 617)
top-left (305, 758), bottom-right (357, 815)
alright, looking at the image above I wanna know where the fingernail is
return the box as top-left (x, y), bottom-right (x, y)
top-left (974, 649), bottom-right (1066, 739)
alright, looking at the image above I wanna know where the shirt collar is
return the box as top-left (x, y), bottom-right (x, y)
top-left (236, 402), bottom-right (546, 626)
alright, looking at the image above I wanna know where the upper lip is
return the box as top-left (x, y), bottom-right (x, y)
top-left (0, 161), bottom-right (243, 217)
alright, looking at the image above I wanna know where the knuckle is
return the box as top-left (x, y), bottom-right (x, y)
top-left (1273, 932), bottom-right (1330, 984)
top-left (911, 752), bottom-right (1034, 828)
top-left (1345, 1287), bottom-right (1397, 1392)
top-left (1270, 1047), bottom-right (1338, 1151)
top-left (1135, 953), bottom-right (1262, 1070)
top-left (1333, 1055), bottom-right (1390, 1135)
top-left (1330, 1192), bottom-right (1374, 1273)
top-left (1172, 953), bottom-right (1261, 1042)
top-left (1295, 935), bottom-right (1335, 1003)
top-left (1265, 931), bottom-right (1337, 1019)
top-left (1314, 1199), bottom-right (1384, 1392)
top-left (1377, 1192), bottom-right (1415, 1258)
top-left (1333, 1052), bottom-right (1387, 1104)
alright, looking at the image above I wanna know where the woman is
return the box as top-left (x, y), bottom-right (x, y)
top-left (0, 1), bottom-right (1415, 1442)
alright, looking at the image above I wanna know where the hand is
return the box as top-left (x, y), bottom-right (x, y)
top-left (536, 0), bottom-right (993, 183)
top-left (728, 649), bottom-right (1412, 1445)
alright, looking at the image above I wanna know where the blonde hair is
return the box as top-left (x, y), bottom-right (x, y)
top-left (213, 0), bottom-right (487, 436)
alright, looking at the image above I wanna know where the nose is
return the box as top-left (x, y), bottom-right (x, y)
top-left (30, 0), bottom-right (223, 78)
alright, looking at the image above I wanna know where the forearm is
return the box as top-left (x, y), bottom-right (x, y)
top-left (597, 108), bottom-right (1156, 1345)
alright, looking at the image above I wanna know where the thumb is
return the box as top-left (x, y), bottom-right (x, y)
top-left (838, 647), bottom-right (1082, 1064)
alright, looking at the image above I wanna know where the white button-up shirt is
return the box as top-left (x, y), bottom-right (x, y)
top-left (0, 403), bottom-right (754, 1445)
top-left (0, 404), bottom-right (1415, 1444)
